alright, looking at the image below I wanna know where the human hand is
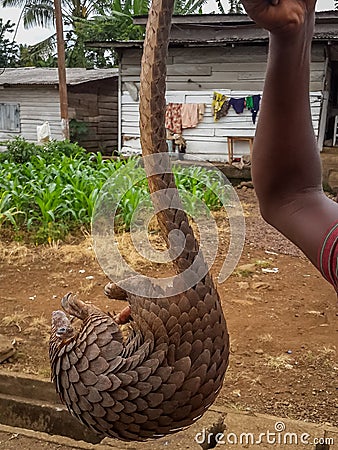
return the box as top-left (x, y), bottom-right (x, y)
top-left (240, 0), bottom-right (316, 36)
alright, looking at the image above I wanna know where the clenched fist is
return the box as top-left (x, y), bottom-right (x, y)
top-left (240, 0), bottom-right (316, 36)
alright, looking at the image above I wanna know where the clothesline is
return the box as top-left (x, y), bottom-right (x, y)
top-left (165, 103), bottom-right (205, 135)
top-left (165, 95), bottom-right (261, 136)
top-left (212, 92), bottom-right (261, 124)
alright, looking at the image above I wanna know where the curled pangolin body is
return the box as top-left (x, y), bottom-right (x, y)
top-left (49, 0), bottom-right (229, 441)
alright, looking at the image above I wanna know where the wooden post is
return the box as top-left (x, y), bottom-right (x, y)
top-left (54, 0), bottom-right (69, 140)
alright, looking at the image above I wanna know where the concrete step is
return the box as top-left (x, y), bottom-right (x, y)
top-left (0, 372), bottom-right (101, 444)
top-left (0, 371), bottom-right (337, 449)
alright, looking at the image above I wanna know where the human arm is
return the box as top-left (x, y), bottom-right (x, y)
top-left (241, 0), bottom-right (338, 271)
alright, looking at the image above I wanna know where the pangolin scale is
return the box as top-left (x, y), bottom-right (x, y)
top-left (49, 0), bottom-right (229, 441)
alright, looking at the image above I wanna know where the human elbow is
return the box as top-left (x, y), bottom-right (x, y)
top-left (255, 192), bottom-right (282, 230)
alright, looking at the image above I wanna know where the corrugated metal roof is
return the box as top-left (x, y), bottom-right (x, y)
top-left (88, 10), bottom-right (338, 50)
top-left (133, 10), bottom-right (338, 25)
top-left (90, 29), bottom-right (338, 50)
top-left (133, 13), bottom-right (254, 25)
top-left (0, 67), bottom-right (118, 87)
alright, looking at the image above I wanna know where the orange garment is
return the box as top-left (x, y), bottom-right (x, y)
top-left (198, 103), bottom-right (205, 122)
top-left (181, 103), bottom-right (199, 129)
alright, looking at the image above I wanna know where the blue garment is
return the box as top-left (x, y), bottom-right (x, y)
top-left (248, 94), bottom-right (261, 124)
top-left (229, 97), bottom-right (245, 114)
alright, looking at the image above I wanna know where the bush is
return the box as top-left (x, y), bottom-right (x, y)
top-left (69, 119), bottom-right (89, 143)
top-left (2, 136), bottom-right (86, 164)
top-left (5, 136), bottom-right (40, 163)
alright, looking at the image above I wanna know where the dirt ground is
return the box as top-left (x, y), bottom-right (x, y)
top-left (0, 188), bottom-right (337, 431)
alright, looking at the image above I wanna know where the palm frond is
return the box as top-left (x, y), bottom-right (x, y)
top-left (215, 0), bottom-right (226, 14)
top-left (132, 0), bottom-right (150, 15)
top-left (228, 0), bottom-right (244, 14)
top-left (21, 0), bottom-right (54, 28)
top-left (1, 0), bottom-right (27, 7)
top-left (111, 0), bottom-right (123, 13)
top-left (30, 33), bottom-right (56, 51)
top-left (174, 0), bottom-right (208, 15)
top-left (61, 0), bottom-right (76, 14)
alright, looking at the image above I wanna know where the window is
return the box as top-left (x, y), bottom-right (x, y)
top-left (0, 103), bottom-right (20, 132)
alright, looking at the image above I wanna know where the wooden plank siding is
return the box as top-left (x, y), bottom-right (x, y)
top-left (0, 78), bottom-right (118, 154)
top-left (68, 78), bottom-right (118, 153)
top-left (120, 45), bottom-right (326, 162)
top-left (0, 87), bottom-right (63, 142)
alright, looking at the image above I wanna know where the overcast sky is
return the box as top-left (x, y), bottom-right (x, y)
top-left (0, 0), bottom-right (336, 46)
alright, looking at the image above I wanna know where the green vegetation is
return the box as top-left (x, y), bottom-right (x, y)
top-left (0, 138), bottom-right (227, 243)
top-left (0, 0), bottom-right (218, 68)
top-left (0, 19), bottom-right (20, 67)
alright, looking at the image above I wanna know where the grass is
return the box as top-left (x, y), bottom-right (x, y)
top-left (262, 346), bottom-right (337, 372)
top-left (300, 346), bottom-right (336, 369)
top-left (258, 333), bottom-right (273, 343)
top-left (1, 312), bottom-right (30, 332)
top-left (264, 354), bottom-right (294, 371)
top-left (0, 240), bottom-right (35, 264)
top-left (254, 259), bottom-right (271, 268)
top-left (78, 280), bottom-right (97, 297)
top-left (24, 315), bottom-right (50, 339)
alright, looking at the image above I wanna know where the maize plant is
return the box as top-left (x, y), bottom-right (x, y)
top-left (0, 139), bottom-right (229, 243)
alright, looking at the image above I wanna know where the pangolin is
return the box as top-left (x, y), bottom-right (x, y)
top-left (49, 0), bottom-right (229, 441)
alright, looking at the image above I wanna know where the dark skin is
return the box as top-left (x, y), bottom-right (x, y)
top-left (240, 0), bottom-right (338, 271)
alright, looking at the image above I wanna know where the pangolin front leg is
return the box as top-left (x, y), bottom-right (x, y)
top-left (104, 281), bottom-right (128, 301)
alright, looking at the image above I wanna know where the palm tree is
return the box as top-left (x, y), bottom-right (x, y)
top-left (0, 0), bottom-right (106, 66)
top-left (80, 0), bottom-right (209, 42)
top-left (0, 0), bottom-right (221, 67)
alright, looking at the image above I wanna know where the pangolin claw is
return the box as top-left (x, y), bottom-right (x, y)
top-left (61, 292), bottom-right (89, 320)
top-left (104, 281), bottom-right (128, 300)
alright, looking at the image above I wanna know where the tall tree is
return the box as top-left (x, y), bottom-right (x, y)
top-left (77, 0), bottom-right (209, 65)
top-left (19, 40), bottom-right (58, 67)
top-left (0, 0), bottom-right (103, 67)
top-left (0, 0), bottom-right (223, 68)
top-left (72, 0), bottom-right (160, 66)
top-left (214, 0), bottom-right (225, 14)
top-left (0, 19), bottom-right (20, 67)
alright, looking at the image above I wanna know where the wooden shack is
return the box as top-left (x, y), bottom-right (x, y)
top-left (92, 11), bottom-right (338, 162)
top-left (0, 68), bottom-right (118, 154)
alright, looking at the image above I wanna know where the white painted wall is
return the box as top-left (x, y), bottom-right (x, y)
top-left (120, 46), bottom-right (326, 162)
top-left (121, 89), bottom-right (322, 162)
top-left (0, 87), bottom-right (63, 143)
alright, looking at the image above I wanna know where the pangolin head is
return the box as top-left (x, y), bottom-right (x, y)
top-left (51, 310), bottom-right (75, 342)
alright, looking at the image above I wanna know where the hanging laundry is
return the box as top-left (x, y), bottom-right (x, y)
top-left (165, 103), bottom-right (182, 134)
top-left (245, 95), bottom-right (261, 124)
top-left (212, 92), bottom-right (230, 121)
top-left (198, 103), bottom-right (205, 122)
top-left (216, 100), bottom-right (231, 121)
top-left (229, 97), bottom-right (246, 114)
top-left (249, 94), bottom-right (261, 124)
top-left (181, 103), bottom-right (199, 129)
top-left (245, 96), bottom-right (254, 111)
